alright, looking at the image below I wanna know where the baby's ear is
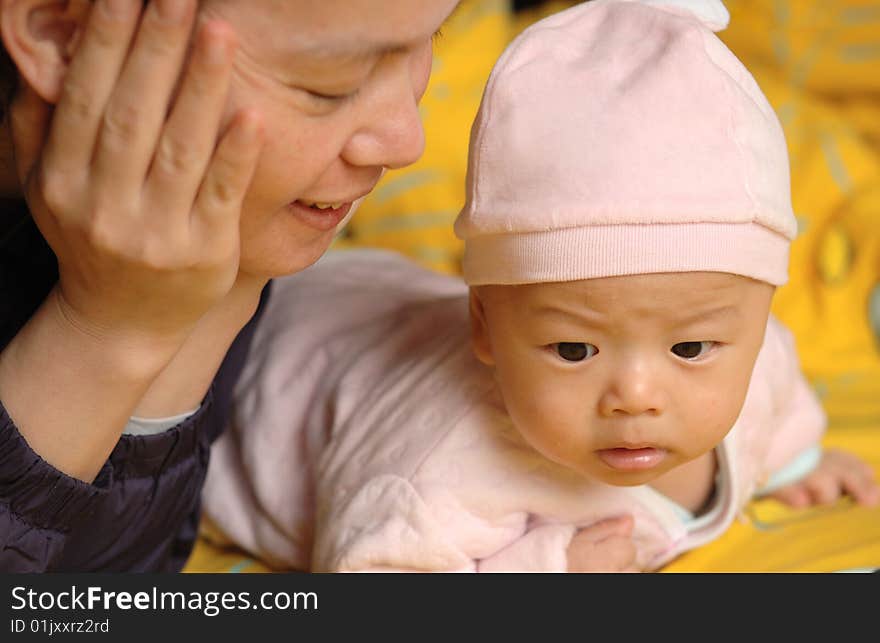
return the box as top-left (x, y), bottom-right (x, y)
top-left (1, 0), bottom-right (91, 104)
top-left (469, 288), bottom-right (495, 366)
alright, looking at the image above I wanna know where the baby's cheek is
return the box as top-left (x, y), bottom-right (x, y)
top-left (679, 389), bottom-right (742, 453)
top-left (507, 396), bottom-right (577, 458)
top-left (710, 393), bottom-right (745, 438)
top-left (702, 361), bottom-right (752, 418)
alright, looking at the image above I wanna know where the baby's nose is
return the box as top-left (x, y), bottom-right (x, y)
top-left (597, 364), bottom-right (666, 417)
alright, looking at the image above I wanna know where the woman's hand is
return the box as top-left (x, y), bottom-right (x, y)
top-left (10, 0), bottom-right (263, 349)
top-left (567, 515), bottom-right (640, 572)
top-left (769, 449), bottom-right (880, 508)
top-left (0, 0), bottom-right (264, 481)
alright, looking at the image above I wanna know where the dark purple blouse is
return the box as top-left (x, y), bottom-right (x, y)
top-left (0, 201), bottom-right (269, 571)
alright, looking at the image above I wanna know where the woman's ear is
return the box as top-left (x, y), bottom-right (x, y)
top-left (0, 0), bottom-right (91, 103)
top-left (469, 288), bottom-right (495, 366)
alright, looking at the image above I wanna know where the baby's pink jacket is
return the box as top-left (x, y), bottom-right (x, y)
top-left (202, 250), bottom-right (826, 571)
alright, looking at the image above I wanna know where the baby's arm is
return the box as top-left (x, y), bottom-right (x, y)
top-left (756, 318), bottom-right (879, 508)
top-left (764, 448), bottom-right (879, 508)
top-left (478, 518), bottom-right (638, 572)
top-left (312, 474), bottom-right (475, 572)
top-left (313, 474), bottom-right (638, 572)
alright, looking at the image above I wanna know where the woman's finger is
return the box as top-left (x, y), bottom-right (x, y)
top-left (193, 109), bottom-right (263, 239)
top-left (92, 0), bottom-right (198, 195)
top-left (147, 21), bottom-right (235, 216)
top-left (42, 0), bottom-right (141, 179)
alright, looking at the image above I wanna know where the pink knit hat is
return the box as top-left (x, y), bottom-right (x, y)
top-left (454, 0), bottom-right (796, 286)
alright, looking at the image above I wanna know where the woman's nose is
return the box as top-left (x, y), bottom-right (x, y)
top-left (597, 361), bottom-right (666, 418)
top-left (341, 58), bottom-right (427, 170)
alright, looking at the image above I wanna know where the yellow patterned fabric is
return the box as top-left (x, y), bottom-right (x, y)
top-left (187, 0), bottom-right (880, 573)
top-left (717, 0), bottom-right (880, 426)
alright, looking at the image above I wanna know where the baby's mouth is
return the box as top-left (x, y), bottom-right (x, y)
top-left (596, 447), bottom-right (667, 472)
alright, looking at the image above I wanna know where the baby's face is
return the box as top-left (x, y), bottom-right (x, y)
top-left (470, 272), bottom-right (774, 486)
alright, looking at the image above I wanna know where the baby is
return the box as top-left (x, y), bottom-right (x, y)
top-left (202, 0), bottom-right (878, 571)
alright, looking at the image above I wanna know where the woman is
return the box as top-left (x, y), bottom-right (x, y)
top-left (0, 0), bottom-right (460, 571)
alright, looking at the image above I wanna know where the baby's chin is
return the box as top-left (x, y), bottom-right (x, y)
top-left (558, 457), bottom-right (672, 487)
top-left (589, 467), bottom-right (668, 487)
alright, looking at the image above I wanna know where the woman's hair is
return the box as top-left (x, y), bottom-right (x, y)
top-left (0, 44), bottom-right (19, 124)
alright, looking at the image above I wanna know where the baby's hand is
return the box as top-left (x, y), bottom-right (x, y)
top-left (11, 0), bottom-right (263, 348)
top-left (769, 449), bottom-right (880, 508)
top-left (567, 515), bottom-right (639, 572)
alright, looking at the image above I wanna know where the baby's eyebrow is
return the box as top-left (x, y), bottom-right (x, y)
top-left (529, 305), bottom-right (606, 325)
top-left (531, 303), bottom-right (740, 326)
top-left (675, 305), bottom-right (740, 325)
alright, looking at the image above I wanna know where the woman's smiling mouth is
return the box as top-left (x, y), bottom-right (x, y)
top-left (286, 200), bottom-right (354, 231)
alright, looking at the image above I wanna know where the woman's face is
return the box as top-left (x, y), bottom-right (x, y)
top-left (200, 0), bottom-right (460, 278)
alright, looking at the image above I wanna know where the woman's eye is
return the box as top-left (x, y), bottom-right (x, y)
top-left (671, 341), bottom-right (715, 360)
top-left (305, 88), bottom-right (358, 102)
top-left (554, 342), bottom-right (597, 362)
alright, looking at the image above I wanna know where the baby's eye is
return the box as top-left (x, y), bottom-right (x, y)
top-left (671, 341), bottom-right (715, 360)
top-left (554, 342), bottom-right (598, 362)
